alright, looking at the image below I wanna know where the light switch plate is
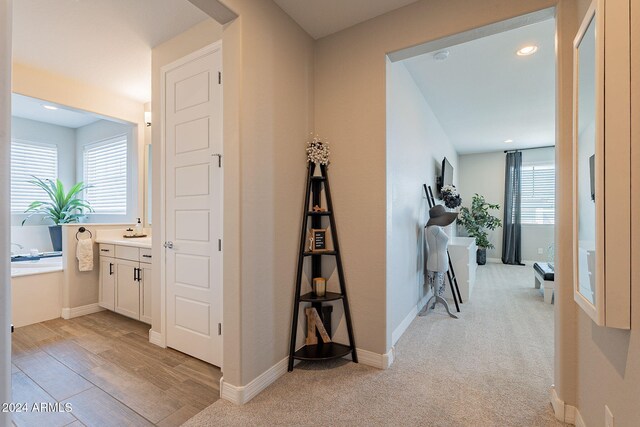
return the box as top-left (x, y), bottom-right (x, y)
top-left (605, 405), bottom-right (614, 427)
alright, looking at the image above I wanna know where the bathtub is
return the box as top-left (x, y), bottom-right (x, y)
top-left (11, 256), bottom-right (64, 327)
top-left (11, 256), bottom-right (64, 277)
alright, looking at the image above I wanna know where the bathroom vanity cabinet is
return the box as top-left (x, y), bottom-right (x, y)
top-left (99, 243), bottom-right (152, 324)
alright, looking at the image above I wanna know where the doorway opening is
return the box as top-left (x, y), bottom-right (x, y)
top-left (385, 7), bottom-right (557, 420)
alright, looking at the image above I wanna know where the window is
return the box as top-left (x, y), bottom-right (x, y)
top-left (83, 135), bottom-right (127, 215)
top-left (521, 163), bottom-right (555, 224)
top-left (11, 140), bottom-right (58, 213)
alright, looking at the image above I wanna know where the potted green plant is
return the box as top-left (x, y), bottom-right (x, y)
top-left (22, 177), bottom-right (93, 251)
top-left (457, 193), bottom-right (502, 265)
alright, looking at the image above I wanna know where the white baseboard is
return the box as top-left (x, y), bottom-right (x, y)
top-left (392, 307), bottom-right (417, 346)
top-left (392, 293), bottom-right (431, 346)
top-left (149, 330), bottom-right (166, 347)
top-left (61, 303), bottom-right (104, 320)
top-left (486, 257), bottom-right (502, 264)
top-left (356, 347), bottom-right (394, 369)
top-left (550, 385), bottom-right (579, 425)
top-left (221, 356), bottom-right (289, 405)
top-left (220, 345), bottom-right (396, 405)
top-left (574, 408), bottom-right (585, 427)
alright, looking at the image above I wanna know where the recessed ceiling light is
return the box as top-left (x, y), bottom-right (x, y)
top-left (43, 105), bottom-right (58, 110)
top-left (504, 139), bottom-right (514, 143)
top-left (433, 50), bottom-right (450, 62)
top-left (516, 45), bottom-right (538, 56)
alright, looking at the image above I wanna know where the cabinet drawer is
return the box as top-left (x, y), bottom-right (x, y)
top-left (139, 248), bottom-right (153, 263)
top-left (115, 245), bottom-right (140, 262)
top-left (99, 244), bottom-right (115, 256)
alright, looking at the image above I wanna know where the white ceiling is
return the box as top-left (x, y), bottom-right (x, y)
top-left (12, 0), bottom-right (209, 103)
top-left (12, 93), bottom-right (101, 129)
top-left (274, 0), bottom-right (420, 39)
top-left (402, 18), bottom-right (556, 154)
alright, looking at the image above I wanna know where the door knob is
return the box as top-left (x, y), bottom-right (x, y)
top-left (164, 241), bottom-right (174, 249)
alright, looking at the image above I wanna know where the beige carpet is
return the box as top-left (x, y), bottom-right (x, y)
top-left (185, 263), bottom-right (565, 426)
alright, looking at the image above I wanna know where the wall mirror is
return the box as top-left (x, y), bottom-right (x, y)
top-left (575, 6), bottom-right (598, 309)
top-left (572, 0), bottom-right (631, 329)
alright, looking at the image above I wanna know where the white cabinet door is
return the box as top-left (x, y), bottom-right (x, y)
top-left (99, 257), bottom-right (116, 310)
top-left (115, 259), bottom-right (140, 320)
top-left (140, 263), bottom-right (152, 324)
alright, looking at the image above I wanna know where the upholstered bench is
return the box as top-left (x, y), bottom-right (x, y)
top-left (534, 262), bottom-right (555, 304)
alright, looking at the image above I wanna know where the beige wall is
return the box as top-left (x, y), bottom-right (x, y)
top-left (458, 152), bottom-right (505, 259)
top-left (552, 0), bottom-right (579, 413)
top-left (573, 0), bottom-right (640, 424)
top-left (219, 0), bottom-right (314, 386)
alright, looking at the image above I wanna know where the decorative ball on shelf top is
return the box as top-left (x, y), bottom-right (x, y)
top-left (306, 135), bottom-right (330, 165)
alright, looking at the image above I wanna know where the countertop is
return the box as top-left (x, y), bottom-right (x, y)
top-left (95, 229), bottom-right (152, 249)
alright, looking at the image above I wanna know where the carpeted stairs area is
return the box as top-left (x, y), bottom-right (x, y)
top-left (184, 263), bottom-right (565, 427)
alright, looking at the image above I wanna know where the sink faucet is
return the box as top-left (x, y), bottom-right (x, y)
top-left (11, 242), bottom-right (23, 256)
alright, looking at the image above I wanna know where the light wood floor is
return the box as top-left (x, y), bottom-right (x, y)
top-left (11, 311), bottom-right (222, 427)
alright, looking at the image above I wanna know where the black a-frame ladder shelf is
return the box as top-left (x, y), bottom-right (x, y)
top-left (288, 163), bottom-right (357, 371)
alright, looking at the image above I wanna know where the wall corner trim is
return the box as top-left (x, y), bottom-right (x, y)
top-left (60, 303), bottom-right (104, 319)
top-left (550, 385), bottom-right (581, 425)
top-left (357, 347), bottom-right (395, 370)
top-left (221, 356), bottom-right (289, 405)
top-left (149, 330), bottom-right (166, 348)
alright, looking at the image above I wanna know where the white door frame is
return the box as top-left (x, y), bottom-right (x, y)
top-left (159, 41), bottom-right (223, 369)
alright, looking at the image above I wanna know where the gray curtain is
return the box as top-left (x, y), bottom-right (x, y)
top-left (502, 151), bottom-right (524, 265)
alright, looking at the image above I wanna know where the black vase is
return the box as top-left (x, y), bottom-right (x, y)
top-left (476, 248), bottom-right (487, 265)
top-left (49, 225), bottom-right (62, 252)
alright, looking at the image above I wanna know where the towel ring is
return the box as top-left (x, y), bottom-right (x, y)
top-left (76, 226), bottom-right (93, 241)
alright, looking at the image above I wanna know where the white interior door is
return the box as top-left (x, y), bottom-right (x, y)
top-left (164, 43), bottom-right (222, 367)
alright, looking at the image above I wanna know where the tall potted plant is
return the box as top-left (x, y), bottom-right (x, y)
top-left (457, 193), bottom-right (501, 265)
top-left (22, 177), bottom-right (93, 251)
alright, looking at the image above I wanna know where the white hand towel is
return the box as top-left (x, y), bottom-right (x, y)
top-left (76, 238), bottom-right (94, 272)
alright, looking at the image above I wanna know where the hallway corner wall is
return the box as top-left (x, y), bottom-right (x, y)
top-left (0, 0), bottom-right (11, 424)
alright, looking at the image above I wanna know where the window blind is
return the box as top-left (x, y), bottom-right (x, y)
top-left (83, 135), bottom-right (128, 215)
top-left (521, 163), bottom-right (555, 225)
top-left (11, 140), bottom-right (58, 213)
